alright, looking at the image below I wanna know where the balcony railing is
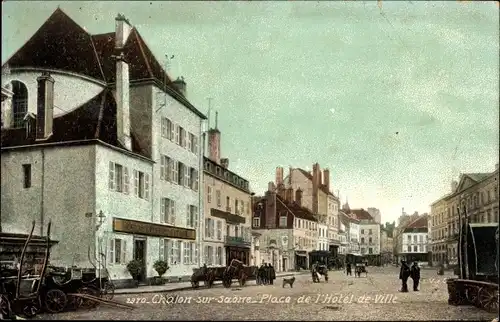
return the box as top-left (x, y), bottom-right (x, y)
top-left (225, 236), bottom-right (252, 247)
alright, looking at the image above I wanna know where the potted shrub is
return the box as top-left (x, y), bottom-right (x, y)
top-left (126, 260), bottom-right (143, 287)
top-left (152, 260), bottom-right (169, 285)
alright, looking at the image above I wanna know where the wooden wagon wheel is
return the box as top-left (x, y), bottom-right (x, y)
top-left (22, 298), bottom-right (41, 318)
top-left (101, 281), bottom-right (115, 301)
top-left (0, 294), bottom-right (12, 319)
top-left (76, 287), bottom-right (99, 309)
top-left (477, 286), bottom-right (499, 313)
top-left (44, 289), bottom-right (68, 313)
top-left (464, 285), bottom-right (480, 306)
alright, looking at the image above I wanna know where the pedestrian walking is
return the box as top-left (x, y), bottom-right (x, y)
top-left (399, 260), bottom-right (410, 292)
top-left (410, 261), bottom-right (421, 291)
top-left (346, 262), bottom-right (352, 276)
top-left (269, 264), bottom-right (276, 285)
top-left (257, 264), bottom-right (265, 285)
top-left (263, 263), bottom-right (269, 285)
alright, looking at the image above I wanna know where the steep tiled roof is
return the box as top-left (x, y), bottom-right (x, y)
top-left (277, 195), bottom-right (317, 222)
top-left (5, 8), bottom-right (105, 81)
top-left (3, 8), bottom-right (206, 120)
top-left (405, 216), bottom-right (428, 229)
top-left (350, 209), bottom-right (374, 221)
top-left (465, 173), bottom-right (491, 182)
top-left (296, 168), bottom-right (333, 195)
top-left (0, 90), bottom-right (146, 157)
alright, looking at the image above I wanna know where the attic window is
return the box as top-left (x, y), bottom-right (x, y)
top-left (12, 80), bottom-right (28, 128)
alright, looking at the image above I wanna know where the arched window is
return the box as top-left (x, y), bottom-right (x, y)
top-left (11, 81), bottom-right (28, 128)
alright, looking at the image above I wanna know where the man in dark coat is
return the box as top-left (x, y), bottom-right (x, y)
top-left (346, 262), bottom-right (352, 276)
top-left (410, 261), bottom-right (421, 291)
top-left (268, 264), bottom-right (276, 285)
top-left (258, 264), bottom-right (265, 285)
top-left (263, 263), bottom-right (269, 285)
top-left (399, 260), bottom-right (411, 292)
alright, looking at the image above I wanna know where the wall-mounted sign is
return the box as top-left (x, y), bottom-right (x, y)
top-left (113, 218), bottom-right (196, 240)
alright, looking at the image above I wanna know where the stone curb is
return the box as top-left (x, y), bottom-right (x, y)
top-left (116, 272), bottom-right (309, 295)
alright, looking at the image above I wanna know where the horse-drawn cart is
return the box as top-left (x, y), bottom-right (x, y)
top-left (0, 221), bottom-right (133, 319)
top-left (447, 210), bottom-right (498, 313)
top-left (191, 260), bottom-right (257, 289)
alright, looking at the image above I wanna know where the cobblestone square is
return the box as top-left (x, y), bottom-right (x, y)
top-left (40, 267), bottom-right (497, 321)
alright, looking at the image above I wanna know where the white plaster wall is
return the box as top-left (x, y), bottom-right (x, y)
top-left (317, 223), bottom-right (328, 251)
top-left (151, 86), bottom-right (204, 276)
top-left (94, 145), bottom-right (154, 280)
top-left (402, 232), bottom-right (428, 254)
top-left (2, 70), bottom-right (105, 117)
top-left (1, 145), bottom-right (96, 267)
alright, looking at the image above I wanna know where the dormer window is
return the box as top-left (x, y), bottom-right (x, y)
top-left (11, 80), bottom-right (28, 128)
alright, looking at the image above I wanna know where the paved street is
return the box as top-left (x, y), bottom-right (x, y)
top-left (39, 267), bottom-right (496, 321)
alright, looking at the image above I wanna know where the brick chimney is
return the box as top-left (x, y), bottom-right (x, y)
top-left (265, 182), bottom-right (277, 228)
top-left (277, 183), bottom-right (286, 200)
top-left (221, 158), bottom-right (229, 168)
top-left (285, 187), bottom-right (293, 203)
top-left (312, 163), bottom-right (320, 214)
top-left (275, 167), bottom-right (284, 186)
top-left (295, 188), bottom-right (303, 206)
top-left (207, 112), bottom-right (221, 164)
top-left (288, 167), bottom-right (293, 185)
top-left (172, 76), bottom-right (186, 96)
top-left (36, 72), bottom-right (54, 140)
top-left (323, 168), bottom-right (330, 192)
top-left (115, 14), bottom-right (132, 150)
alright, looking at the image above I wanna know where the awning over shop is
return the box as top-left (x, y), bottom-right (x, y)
top-left (295, 251), bottom-right (307, 257)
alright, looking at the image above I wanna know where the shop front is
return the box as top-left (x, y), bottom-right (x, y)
top-left (295, 250), bottom-right (308, 270)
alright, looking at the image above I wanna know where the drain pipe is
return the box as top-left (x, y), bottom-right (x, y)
top-left (199, 125), bottom-right (206, 267)
top-left (40, 149), bottom-right (46, 236)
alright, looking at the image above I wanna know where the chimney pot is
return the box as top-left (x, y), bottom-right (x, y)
top-left (115, 16), bottom-right (132, 150)
top-left (208, 128), bottom-right (221, 164)
top-left (267, 182), bottom-right (275, 192)
top-left (277, 184), bottom-right (286, 200)
top-left (276, 167), bottom-right (284, 185)
top-left (323, 168), bottom-right (330, 192)
top-left (172, 77), bottom-right (187, 96)
top-left (285, 187), bottom-right (293, 203)
top-left (36, 73), bottom-right (55, 140)
top-left (221, 158), bottom-right (229, 169)
top-left (295, 188), bottom-right (303, 206)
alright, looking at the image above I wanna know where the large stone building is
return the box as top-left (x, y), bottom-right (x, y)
top-left (282, 163), bottom-right (341, 258)
top-left (430, 166), bottom-right (499, 266)
top-left (380, 228), bottom-right (393, 265)
top-left (202, 118), bottom-right (253, 266)
top-left (339, 208), bottom-right (361, 257)
top-left (252, 182), bottom-right (318, 271)
top-left (0, 9), bottom-right (206, 286)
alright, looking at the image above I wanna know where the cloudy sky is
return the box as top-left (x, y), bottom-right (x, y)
top-left (2, 1), bottom-right (499, 223)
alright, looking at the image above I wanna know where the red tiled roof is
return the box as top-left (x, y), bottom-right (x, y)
top-left (0, 90), bottom-right (146, 157)
top-left (406, 216), bottom-right (428, 229)
top-left (277, 195), bottom-right (317, 222)
top-left (350, 209), bottom-right (374, 221)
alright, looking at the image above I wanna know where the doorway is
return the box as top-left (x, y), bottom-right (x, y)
top-left (133, 238), bottom-right (147, 284)
top-left (282, 258), bottom-right (287, 272)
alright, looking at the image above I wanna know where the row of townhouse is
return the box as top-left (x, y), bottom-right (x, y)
top-left (0, 9), bottom-right (256, 288)
top-left (430, 166), bottom-right (499, 266)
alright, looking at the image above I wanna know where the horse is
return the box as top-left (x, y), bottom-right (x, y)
top-left (190, 266), bottom-right (215, 289)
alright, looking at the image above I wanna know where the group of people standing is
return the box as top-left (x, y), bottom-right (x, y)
top-left (257, 263), bottom-right (276, 285)
top-left (399, 260), bottom-right (421, 292)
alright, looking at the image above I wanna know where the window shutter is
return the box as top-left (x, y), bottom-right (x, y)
top-left (161, 118), bottom-right (166, 137)
top-left (159, 239), bottom-right (165, 260)
top-left (169, 120), bottom-right (174, 141)
top-left (182, 129), bottom-right (187, 148)
top-left (160, 198), bottom-right (165, 223)
top-left (205, 219), bottom-right (209, 238)
top-left (187, 133), bottom-right (192, 151)
top-left (174, 124), bottom-right (179, 144)
top-left (193, 207), bottom-right (198, 230)
top-left (193, 136), bottom-right (198, 154)
top-left (109, 162), bottom-right (115, 190)
top-left (123, 167), bottom-right (129, 194)
top-left (203, 245), bottom-right (208, 265)
top-left (194, 170), bottom-right (199, 191)
top-left (133, 170), bottom-right (139, 196)
top-left (160, 156), bottom-right (165, 180)
top-left (166, 158), bottom-right (172, 181)
top-left (194, 244), bottom-right (199, 265)
top-left (108, 239), bottom-right (115, 265)
top-left (186, 204), bottom-right (191, 227)
top-left (121, 240), bottom-right (127, 264)
top-left (185, 166), bottom-right (190, 188)
top-left (170, 200), bottom-right (176, 224)
top-left (144, 174), bottom-right (150, 200)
